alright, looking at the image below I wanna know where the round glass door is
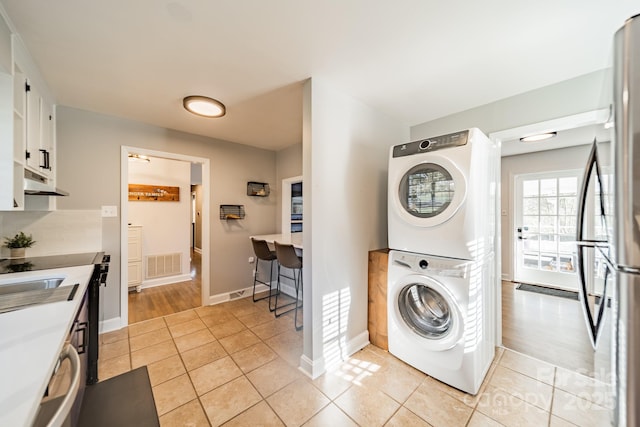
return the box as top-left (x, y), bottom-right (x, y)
top-left (399, 163), bottom-right (455, 218)
top-left (398, 283), bottom-right (452, 339)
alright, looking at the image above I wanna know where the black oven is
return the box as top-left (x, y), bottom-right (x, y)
top-left (87, 254), bottom-right (109, 385)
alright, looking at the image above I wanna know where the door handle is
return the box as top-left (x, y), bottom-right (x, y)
top-left (516, 227), bottom-right (528, 240)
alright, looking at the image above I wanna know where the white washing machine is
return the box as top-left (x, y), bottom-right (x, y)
top-left (388, 128), bottom-right (498, 260)
top-left (387, 249), bottom-right (495, 395)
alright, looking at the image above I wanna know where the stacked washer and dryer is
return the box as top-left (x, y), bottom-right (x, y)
top-left (386, 128), bottom-right (498, 395)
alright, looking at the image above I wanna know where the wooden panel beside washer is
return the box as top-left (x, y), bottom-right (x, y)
top-left (368, 248), bottom-right (390, 350)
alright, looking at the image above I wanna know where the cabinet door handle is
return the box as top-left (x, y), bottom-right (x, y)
top-left (39, 149), bottom-right (47, 169)
top-left (38, 150), bottom-right (51, 170)
top-left (77, 321), bottom-right (88, 354)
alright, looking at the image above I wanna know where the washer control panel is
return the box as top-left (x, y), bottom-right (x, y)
top-left (392, 129), bottom-right (469, 158)
top-left (391, 251), bottom-right (469, 278)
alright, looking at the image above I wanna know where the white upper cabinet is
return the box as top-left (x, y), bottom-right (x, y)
top-left (0, 11), bottom-right (14, 210)
top-left (25, 77), bottom-right (41, 171)
top-left (0, 8), bottom-right (57, 211)
top-left (0, 9), bottom-right (9, 74)
top-left (24, 78), bottom-right (54, 176)
top-left (40, 97), bottom-right (54, 173)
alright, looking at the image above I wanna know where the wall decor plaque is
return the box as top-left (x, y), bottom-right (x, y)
top-left (128, 184), bottom-right (180, 201)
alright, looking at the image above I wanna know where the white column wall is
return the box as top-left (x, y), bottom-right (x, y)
top-left (302, 78), bottom-right (408, 377)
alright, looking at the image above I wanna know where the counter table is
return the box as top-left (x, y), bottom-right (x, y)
top-left (250, 233), bottom-right (303, 250)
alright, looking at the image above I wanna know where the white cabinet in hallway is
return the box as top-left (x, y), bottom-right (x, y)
top-left (128, 225), bottom-right (142, 292)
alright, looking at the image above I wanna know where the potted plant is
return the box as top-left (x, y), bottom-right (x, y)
top-left (3, 231), bottom-right (36, 258)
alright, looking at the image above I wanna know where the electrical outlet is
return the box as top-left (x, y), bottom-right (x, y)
top-left (248, 256), bottom-right (255, 263)
top-left (101, 206), bottom-right (118, 217)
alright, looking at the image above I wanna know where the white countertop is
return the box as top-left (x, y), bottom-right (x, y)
top-left (0, 265), bottom-right (94, 427)
top-left (251, 233), bottom-right (303, 249)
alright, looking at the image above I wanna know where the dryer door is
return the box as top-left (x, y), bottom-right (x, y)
top-left (393, 274), bottom-right (463, 351)
top-left (392, 156), bottom-right (466, 228)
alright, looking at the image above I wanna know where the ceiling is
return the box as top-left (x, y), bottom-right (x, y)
top-left (501, 123), bottom-right (611, 157)
top-left (1, 1), bottom-right (638, 151)
top-left (496, 108), bottom-right (613, 156)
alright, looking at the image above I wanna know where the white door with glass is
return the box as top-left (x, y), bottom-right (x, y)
top-left (514, 172), bottom-right (580, 290)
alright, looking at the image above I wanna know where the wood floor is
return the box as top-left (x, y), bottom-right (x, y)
top-left (501, 280), bottom-right (612, 379)
top-left (128, 250), bottom-right (202, 324)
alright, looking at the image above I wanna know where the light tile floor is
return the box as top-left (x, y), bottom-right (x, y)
top-left (99, 296), bottom-right (614, 427)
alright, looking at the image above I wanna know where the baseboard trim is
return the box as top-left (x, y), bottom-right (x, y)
top-left (327, 330), bottom-right (370, 371)
top-left (298, 330), bottom-right (370, 379)
top-left (299, 354), bottom-right (324, 379)
top-left (99, 316), bottom-right (124, 334)
top-left (140, 274), bottom-right (192, 289)
top-left (205, 283), bottom-right (270, 306)
top-left (277, 282), bottom-right (297, 298)
top-left (346, 330), bottom-right (371, 357)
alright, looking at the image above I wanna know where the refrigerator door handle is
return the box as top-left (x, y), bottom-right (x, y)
top-left (575, 140), bottom-right (609, 349)
top-left (576, 140), bottom-right (598, 242)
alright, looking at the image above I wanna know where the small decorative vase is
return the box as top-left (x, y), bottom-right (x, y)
top-left (10, 247), bottom-right (26, 259)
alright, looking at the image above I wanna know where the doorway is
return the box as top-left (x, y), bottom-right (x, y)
top-left (513, 171), bottom-right (580, 290)
top-left (490, 109), bottom-right (612, 376)
top-left (120, 146), bottom-right (211, 328)
top-left (281, 175), bottom-right (303, 234)
top-left (192, 185), bottom-right (204, 253)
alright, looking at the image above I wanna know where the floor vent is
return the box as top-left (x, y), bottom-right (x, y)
top-left (146, 253), bottom-right (182, 279)
top-left (229, 290), bottom-right (246, 300)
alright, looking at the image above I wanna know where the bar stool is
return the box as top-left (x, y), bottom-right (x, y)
top-left (251, 238), bottom-right (278, 311)
top-left (274, 241), bottom-right (303, 330)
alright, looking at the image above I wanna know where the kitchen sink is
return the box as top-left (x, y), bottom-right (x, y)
top-left (0, 277), bottom-right (65, 296)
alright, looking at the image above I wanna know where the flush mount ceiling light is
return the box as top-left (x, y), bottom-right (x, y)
top-left (183, 95), bottom-right (226, 118)
top-left (128, 153), bottom-right (150, 163)
top-left (519, 132), bottom-right (557, 142)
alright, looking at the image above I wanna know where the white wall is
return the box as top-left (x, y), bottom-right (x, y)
top-left (410, 70), bottom-right (608, 140)
top-left (128, 156), bottom-right (191, 284)
top-left (302, 78), bottom-right (409, 376)
top-left (55, 106), bottom-right (277, 322)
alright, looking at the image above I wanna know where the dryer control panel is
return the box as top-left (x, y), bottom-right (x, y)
top-left (390, 251), bottom-right (470, 278)
top-left (392, 130), bottom-right (469, 158)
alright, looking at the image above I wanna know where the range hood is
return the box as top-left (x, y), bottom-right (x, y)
top-left (24, 169), bottom-right (69, 196)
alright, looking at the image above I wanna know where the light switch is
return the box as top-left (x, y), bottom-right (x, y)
top-left (101, 206), bottom-right (118, 217)
top-left (501, 210), bottom-right (507, 216)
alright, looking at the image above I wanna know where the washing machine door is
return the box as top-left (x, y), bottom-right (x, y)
top-left (393, 156), bottom-right (466, 228)
top-left (394, 274), bottom-right (463, 351)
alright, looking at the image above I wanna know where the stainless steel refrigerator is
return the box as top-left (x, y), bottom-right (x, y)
top-left (576, 13), bottom-right (640, 427)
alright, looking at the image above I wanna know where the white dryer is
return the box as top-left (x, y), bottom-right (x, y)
top-left (387, 250), bottom-right (495, 395)
top-left (388, 128), bottom-right (498, 260)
